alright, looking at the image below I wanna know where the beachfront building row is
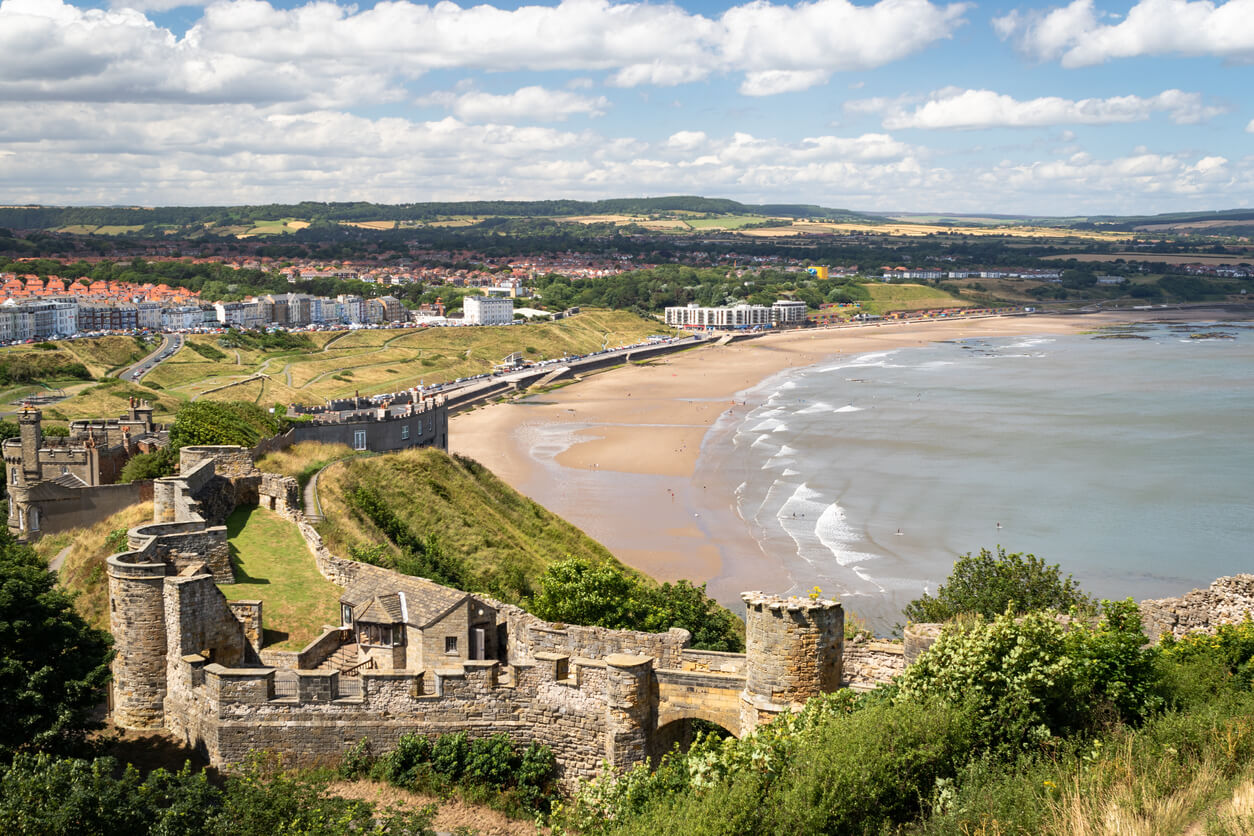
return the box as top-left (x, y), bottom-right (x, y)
top-left (664, 300), bottom-right (807, 330)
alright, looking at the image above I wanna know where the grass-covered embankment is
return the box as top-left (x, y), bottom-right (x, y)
top-left (38, 502), bottom-right (153, 631)
top-left (315, 447), bottom-right (620, 604)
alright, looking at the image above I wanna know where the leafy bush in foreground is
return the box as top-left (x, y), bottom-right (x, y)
top-left (358, 731), bottom-right (560, 815)
top-left (0, 752), bottom-right (436, 835)
top-left (897, 600), bottom-right (1161, 752)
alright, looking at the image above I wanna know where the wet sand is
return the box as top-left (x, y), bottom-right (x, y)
top-left (449, 310), bottom-right (1232, 599)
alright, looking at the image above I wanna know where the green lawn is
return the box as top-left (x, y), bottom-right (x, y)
top-left (684, 214), bottom-right (771, 229)
top-left (222, 505), bottom-right (344, 651)
top-left (860, 282), bottom-right (972, 314)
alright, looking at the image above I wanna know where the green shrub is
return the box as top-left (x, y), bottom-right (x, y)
top-left (896, 602), bottom-right (1161, 753)
top-left (530, 557), bottom-right (743, 652)
top-left (169, 401), bottom-right (283, 449)
top-left (904, 546), bottom-right (1094, 623)
top-left (382, 733), bottom-right (433, 787)
top-left (431, 731), bottom-right (468, 781)
top-left (337, 737), bottom-right (375, 780)
top-left (119, 446), bottom-right (178, 482)
top-left (465, 734), bottom-right (519, 788)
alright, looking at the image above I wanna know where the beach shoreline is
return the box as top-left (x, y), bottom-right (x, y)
top-left (449, 307), bottom-right (1248, 610)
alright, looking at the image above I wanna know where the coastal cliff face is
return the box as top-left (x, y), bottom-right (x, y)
top-left (1140, 575), bottom-right (1254, 642)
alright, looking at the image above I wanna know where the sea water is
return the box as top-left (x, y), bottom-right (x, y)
top-left (697, 321), bottom-right (1254, 631)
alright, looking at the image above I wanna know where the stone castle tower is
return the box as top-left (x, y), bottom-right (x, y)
top-left (108, 552), bottom-right (170, 729)
top-left (739, 592), bottom-right (844, 734)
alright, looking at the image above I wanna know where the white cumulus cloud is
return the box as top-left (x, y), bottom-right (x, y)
top-left (994, 0), bottom-right (1254, 67)
top-left (868, 87), bottom-right (1227, 129)
top-left (418, 86), bottom-right (609, 122)
top-left (0, 0), bottom-right (971, 106)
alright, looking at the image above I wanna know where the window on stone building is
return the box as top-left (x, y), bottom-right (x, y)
top-left (401, 424), bottom-right (409, 440)
top-left (445, 636), bottom-right (458, 654)
top-left (353, 430), bottom-right (367, 450)
top-left (418, 419), bottom-right (423, 435)
top-left (358, 622), bottom-right (395, 647)
top-left (9, 469), bottom-right (16, 485)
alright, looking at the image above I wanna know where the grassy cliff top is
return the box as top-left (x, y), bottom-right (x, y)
top-left (315, 446), bottom-right (622, 604)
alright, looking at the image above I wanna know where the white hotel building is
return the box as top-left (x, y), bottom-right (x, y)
top-left (463, 295), bottom-right (514, 326)
top-left (664, 300), bottom-right (807, 329)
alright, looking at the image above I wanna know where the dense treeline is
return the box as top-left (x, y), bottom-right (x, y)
top-left (531, 265), bottom-right (870, 313)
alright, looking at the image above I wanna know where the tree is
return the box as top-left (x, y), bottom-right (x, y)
top-left (903, 546), bottom-right (1093, 623)
top-left (119, 446), bottom-right (178, 482)
top-left (0, 530), bottom-right (112, 761)
top-left (169, 401), bottom-right (283, 449)
top-left (529, 557), bottom-right (743, 652)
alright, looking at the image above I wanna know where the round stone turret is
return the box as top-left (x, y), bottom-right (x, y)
top-left (740, 592), bottom-right (843, 734)
top-left (107, 552), bottom-right (170, 729)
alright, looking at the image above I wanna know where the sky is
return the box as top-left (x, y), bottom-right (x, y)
top-left (0, 0), bottom-right (1251, 215)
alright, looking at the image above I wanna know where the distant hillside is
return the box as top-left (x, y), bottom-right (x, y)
top-left (315, 447), bottom-right (624, 604)
top-left (0, 197), bottom-right (882, 233)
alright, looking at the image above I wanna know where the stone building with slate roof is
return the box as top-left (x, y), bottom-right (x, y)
top-left (338, 565), bottom-right (500, 670)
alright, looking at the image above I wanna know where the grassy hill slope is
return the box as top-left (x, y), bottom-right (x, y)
top-left (46, 308), bottom-right (673, 421)
top-left (36, 502), bottom-right (153, 631)
top-left (315, 447), bottom-right (621, 604)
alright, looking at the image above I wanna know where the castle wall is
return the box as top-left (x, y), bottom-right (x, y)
top-left (740, 593), bottom-right (844, 734)
top-left (10, 480), bottom-right (152, 540)
top-left (842, 638), bottom-right (906, 689)
top-left (129, 520), bottom-right (232, 583)
top-left (164, 574), bottom-right (251, 669)
top-left (167, 654), bottom-right (615, 783)
top-left (287, 408), bottom-right (445, 453)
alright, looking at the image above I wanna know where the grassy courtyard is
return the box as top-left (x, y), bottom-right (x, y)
top-left (222, 505), bottom-right (343, 650)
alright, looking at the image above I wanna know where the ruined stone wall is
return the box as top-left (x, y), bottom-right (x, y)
top-left (108, 553), bottom-right (169, 730)
top-left (842, 638), bottom-right (905, 689)
top-left (259, 473), bottom-right (300, 518)
top-left (129, 521), bottom-right (232, 583)
top-left (502, 606), bottom-right (690, 669)
top-left (1140, 575), bottom-right (1254, 642)
top-left (180, 446), bottom-right (258, 480)
top-left (228, 601), bottom-right (263, 655)
top-left (164, 574), bottom-right (251, 669)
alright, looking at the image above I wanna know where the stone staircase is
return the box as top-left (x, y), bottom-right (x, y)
top-left (318, 642), bottom-right (361, 674)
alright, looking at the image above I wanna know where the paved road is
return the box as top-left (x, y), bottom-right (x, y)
top-left (120, 332), bottom-right (184, 382)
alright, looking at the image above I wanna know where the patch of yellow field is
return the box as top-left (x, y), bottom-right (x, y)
top-left (741, 221), bottom-right (1131, 241)
top-left (341, 221), bottom-right (396, 230)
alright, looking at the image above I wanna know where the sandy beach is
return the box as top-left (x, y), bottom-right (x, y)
top-left (449, 309), bottom-right (1242, 603)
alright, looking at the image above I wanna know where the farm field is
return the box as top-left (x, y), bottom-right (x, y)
top-left (741, 220), bottom-right (1131, 241)
top-left (47, 309), bottom-right (674, 420)
top-left (53, 224), bottom-right (146, 235)
top-left (684, 215), bottom-right (778, 229)
top-left (239, 219), bottom-right (310, 236)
